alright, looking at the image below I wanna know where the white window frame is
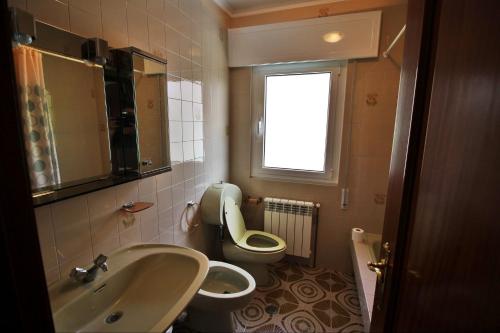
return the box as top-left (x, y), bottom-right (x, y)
top-left (251, 61), bottom-right (347, 185)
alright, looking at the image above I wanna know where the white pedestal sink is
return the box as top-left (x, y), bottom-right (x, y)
top-left (48, 244), bottom-right (209, 332)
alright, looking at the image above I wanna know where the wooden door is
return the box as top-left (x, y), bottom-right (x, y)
top-left (0, 0), bottom-right (55, 331)
top-left (373, 0), bottom-right (500, 331)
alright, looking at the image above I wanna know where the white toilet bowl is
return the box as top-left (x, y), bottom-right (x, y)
top-left (187, 261), bottom-right (255, 332)
top-left (201, 183), bottom-right (287, 286)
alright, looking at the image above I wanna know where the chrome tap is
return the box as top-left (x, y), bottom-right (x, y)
top-left (69, 254), bottom-right (108, 283)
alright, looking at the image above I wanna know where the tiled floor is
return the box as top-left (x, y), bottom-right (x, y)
top-left (174, 262), bottom-right (364, 333)
top-left (233, 262), bottom-right (364, 333)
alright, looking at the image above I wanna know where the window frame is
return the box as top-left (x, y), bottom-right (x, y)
top-left (250, 61), bottom-right (347, 185)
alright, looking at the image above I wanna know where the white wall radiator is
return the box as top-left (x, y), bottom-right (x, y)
top-left (264, 197), bottom-right (319, 259)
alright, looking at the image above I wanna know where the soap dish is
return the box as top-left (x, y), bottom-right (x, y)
top-left (121, 202), bottom-right (154, 213)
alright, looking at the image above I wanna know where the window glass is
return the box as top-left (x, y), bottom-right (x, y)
top-left (263, 72), bottom-right (332, 172)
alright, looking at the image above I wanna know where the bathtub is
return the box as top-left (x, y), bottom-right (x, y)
top-left (350, 232), bottom-right (381, 330)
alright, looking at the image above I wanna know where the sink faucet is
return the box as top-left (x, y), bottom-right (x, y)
top-left (69, 254), bottom-right (108, 283)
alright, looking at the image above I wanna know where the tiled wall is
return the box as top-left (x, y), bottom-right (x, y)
top-left (8, 0), bottom-right (230, 285)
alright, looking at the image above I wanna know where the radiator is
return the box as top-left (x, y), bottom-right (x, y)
top-left (263, 197), bottom-right (316, 258)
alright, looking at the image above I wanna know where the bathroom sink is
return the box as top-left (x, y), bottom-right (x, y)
top-left (48, 244), bottom-right (209, 332)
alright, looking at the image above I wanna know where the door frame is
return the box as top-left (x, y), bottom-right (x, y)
top-left (0, 0), bottom-right (55, 331)
top-left (370, 0), bottom-right (440, 331)
top-left (0, 0), bottom-right (438, 331)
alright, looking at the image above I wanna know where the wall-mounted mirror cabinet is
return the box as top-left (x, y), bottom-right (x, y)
top-left (10, 8), bottom-right (171, 206)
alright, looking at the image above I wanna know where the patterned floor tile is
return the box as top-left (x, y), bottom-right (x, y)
top-left (176, 262), bottom-right (364, 333)
top-left (236, 262), bottom-right (365, 333)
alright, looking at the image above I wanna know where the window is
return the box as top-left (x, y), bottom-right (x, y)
top-left (251, 62), bottom-right (347, 185)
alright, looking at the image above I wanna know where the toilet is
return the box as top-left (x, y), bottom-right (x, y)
top-left (201, 183), bottom-right (287, 285)
top-left (187, 261), bottom-right (255, 332)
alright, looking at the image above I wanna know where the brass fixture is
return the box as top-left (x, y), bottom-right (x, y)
top-left (367, 242), bottom-right (391, 284)
top-left (367, 242), bottom-right (391, 309)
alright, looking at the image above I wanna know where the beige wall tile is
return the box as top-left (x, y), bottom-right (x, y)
top-left (101, 0), bottom-right (128, 47)
top-left (127, 4), bottom-right (149, 51)
top-left (69, 0), bottom-right (100, 15)
top-left (69, 6), bottom-right (102, 38)
top-left (28, 0), bottom-right (70, 30)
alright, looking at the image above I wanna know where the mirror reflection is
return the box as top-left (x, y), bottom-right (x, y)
top-left (13, 46), bottom-right (111, 191)
top-left (132, 54), bottom-right (170, 174)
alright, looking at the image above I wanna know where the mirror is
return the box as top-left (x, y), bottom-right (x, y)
top-left (13, 46), bottom-right (111, 192)
top-left (132, 54), bottom-right (170, 174)
top-left (10, 17), bottom-right (172, 206)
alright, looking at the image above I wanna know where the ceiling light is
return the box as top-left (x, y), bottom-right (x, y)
top-left (323, 31), bottom-right (344, 43)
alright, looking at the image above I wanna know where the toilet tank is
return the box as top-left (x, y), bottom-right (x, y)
top-left (201, 183), bottom-right (242, 226)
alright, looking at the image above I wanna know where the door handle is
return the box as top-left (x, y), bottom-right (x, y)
top-left (367, 242), bottom-right (391, 309)
top-left (367, 259), bottom-right (387, 284)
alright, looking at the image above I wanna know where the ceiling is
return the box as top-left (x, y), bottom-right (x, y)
top-left (215, 0), bottom-right (345, 17)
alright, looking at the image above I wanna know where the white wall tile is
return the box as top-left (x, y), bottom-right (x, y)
top-left (119, 225), bottom-right (141, 246)
top-left (89, 214), bottom-right (119, 250)
top-left (168, 97), bottom-right (182, 119)
top-left (158, 207), bottom-right (174, 234)
top-left (181, 79), bottom-right (193, 101)
top-left (51, 196), bottom-right (92, 264)
top-left (194, 158), bottom-right (204, 176)
top-left (193, 83), bottom-right (202, 103)
top-left (183, 160), bottom-right (195, 180)
top-left (171, 163), bottom-right (184, 185)
top-left (193, 121), bottom-right (203, 140)
top-left (140, 214), bottom-right (159, 242)
top-left (169, 121), bottom-right (182, 142)
top-left (184, 179), bottom-right (195, 202)
top-left (194, 140), bottom-right (204, 159)
top-left (171, 183), bottom-right (185, 205)
top-left (170, 142), bottom-right (184, 164)
top-left (155, 172), bottom-right (172, 191)
top-left (193, 103), bottom-right (203, 121)
top-left (157, 188), bottom-right (173, 212)
top-left (87, 187), bottom-right (116, 218)
top-left (183, 141), bottom-right (194, 161)
top-left (35, 206), bottom-right (58, 270)
top-left (92, 235), bottom-right (120, 256)
top-left (115, 181), bottom-right (139, 207)
top-left (182, 121), bottom-right (194, 141)
top-left (159, 229), bottom-right (174, 244)
top-left (181, 101), bottom-right (193, 120)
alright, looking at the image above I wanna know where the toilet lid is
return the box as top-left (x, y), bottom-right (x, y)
top-left (224, 197), bottom-right (247, 243)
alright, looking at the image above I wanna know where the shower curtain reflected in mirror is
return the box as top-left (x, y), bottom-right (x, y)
top-left (13, 46), bottom-right (60, 189)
